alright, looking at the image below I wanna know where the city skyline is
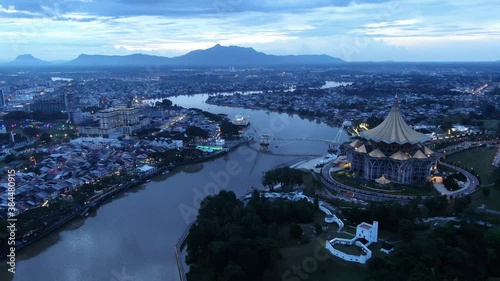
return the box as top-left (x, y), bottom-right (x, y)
top-left (0, 0), bottom-right (499, 62)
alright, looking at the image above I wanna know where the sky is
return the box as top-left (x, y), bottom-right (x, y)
top-left (0, 0), bottom-right (499, 62)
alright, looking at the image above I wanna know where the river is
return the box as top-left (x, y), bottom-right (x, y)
top-left (0, 93), bottom-right (348, 281)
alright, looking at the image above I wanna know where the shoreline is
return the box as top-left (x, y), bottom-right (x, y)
top-left (0, 139), bottom-right (250, 260)
top-left (205, 100), bottom-right (345, 128)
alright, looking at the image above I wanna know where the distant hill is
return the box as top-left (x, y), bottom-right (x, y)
top-left (66, 53), bottom-right (172, 66)
top-left (171, 44), bottom-right (344, 66)
top-left (64, 44), bottom-right (344, 67)
top-left (6, 54), bottom-right (50, 66)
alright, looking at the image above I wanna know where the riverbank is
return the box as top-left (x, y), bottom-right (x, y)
top-left (206, 99), bottom-right (346, 128)
top-left (0, 138), bottom-right (250, 260)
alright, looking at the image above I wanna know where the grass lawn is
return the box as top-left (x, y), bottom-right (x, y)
top-left (436, 164), bottom-right (457, 174)
top-left (471, 188), bottom-right (500, 211)
top-left (331, 231), bottom-right (356, 239)
top-left (333, 243), bottom-right (364, 255)
top-left (445, 146), bottom-right (497, 185)
top-left (276, 237), bottom-right (368, 281)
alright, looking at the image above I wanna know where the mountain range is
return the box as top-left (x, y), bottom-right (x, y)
top-left (5, 54), bottom-right (51, 66)
top-left (4, 44), bottom-right (344, 67)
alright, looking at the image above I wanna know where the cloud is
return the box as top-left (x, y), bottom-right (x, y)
top-left (0, 4), bottom-right (41, 17)
top-left (0, 0), bottom-right (499, 61)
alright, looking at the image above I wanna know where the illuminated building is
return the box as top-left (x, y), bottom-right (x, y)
top-left (344, 98), bottom-right (439, 185)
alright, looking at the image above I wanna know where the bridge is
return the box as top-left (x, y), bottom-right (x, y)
top-left (273, 137), bottom-right (336, 143)
top-left (247, 119), bottom-right (350, 147)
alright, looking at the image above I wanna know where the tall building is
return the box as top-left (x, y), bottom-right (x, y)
top-left (0, 86), bottom-right (9, 107)
top-left (68, 108), bottom-right (84, 124)
top-left (344, 98), bottom-right (439, 185)
top-left (79, 107), bottom-right (141, 136)
top-left (30, 93), bottom-right (65, 112)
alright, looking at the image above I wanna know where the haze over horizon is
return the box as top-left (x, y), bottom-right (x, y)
top-left (0, 0), bottom-right (499, 62)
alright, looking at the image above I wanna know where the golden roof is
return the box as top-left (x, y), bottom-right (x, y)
top-left (349, 139), bottom-right (363, 148)
top-left (368, 148), bottom-right (386, 158)
top-left (390, 151), bottom-right (410, 161)
top-left (424, 146), bottom-right (434, 155)
top-left (413, 150), bottom-right (427, 159)
top-left (355, 144), bottom-right (367, 153)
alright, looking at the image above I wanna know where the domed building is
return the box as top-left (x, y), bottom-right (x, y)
top-left (344, 98), bottom-right (439, 185)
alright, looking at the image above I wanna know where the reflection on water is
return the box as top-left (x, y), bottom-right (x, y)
top-left (183, 163), bottom-right (204, 173)
top-left (1, 93), bottom-right (348, 281)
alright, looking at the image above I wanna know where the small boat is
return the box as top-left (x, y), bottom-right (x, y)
top-left (231, 114), bottom-right (250, 126)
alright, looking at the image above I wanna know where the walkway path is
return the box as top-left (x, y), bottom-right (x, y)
top-left (320, 162), bottom-right (420, 204)
top-left (438, 161), bottom-right (479, 196)
top-left (476, 206), bottom-right (500, 216)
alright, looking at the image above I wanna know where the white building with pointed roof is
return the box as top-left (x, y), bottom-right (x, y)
top-left (344, 98), bottom-right (440, 185)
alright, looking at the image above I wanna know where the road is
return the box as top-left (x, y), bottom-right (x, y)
top-left (320, 162), bottom-right (419, 204)
top-left (319, 139), bottom-right (498, 204)
top-left (438, 161), bottom-right (479, 196)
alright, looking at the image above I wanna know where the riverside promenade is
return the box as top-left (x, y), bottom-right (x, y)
top-left (2, 139), bottom-right (251, 260)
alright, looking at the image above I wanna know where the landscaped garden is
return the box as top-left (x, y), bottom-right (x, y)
top-left (331, 170), bottom-right (435, 196)
top-left (444, 146), bottom-right (497, 185)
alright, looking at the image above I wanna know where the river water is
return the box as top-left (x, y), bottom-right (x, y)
top-left (0, 93), bottom-right (348, 281)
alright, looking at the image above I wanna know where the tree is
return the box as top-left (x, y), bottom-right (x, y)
top-left (300, 235), bottom-right (310, 244)
top-left (156, 98), bottom-right (173, 107)
top-left (494, 167), bottom-right (500, 189)
top-left (314, 223), bottom-right (322, 235)
top-left (185, 190), bottom-right (286, 280)
top-left (4, 154), bottom-right (16, 163)
top-left (441, 120), bottom-right (454, 132)
top-left (483, 187), bottom-right (491, 197)
top-left (366, 115), bottom-right (383, 129)
top-left (222, 264), bottom-right (247, 281)
top-left (423, 196), bottom-right (448, 216)
top-left (262, 169), bottom-right (280, 191)
top-left (262, 167), bottom-right (304, 192)
top-left (23, 127), bottom-right (41, 138)
top-left (3, 111), bottom-right (30, 121)
top-left (220, 121), bottom-right (240, 136)
top-left (443, 176), bottom-right (460, 191)
top-left (398, 219), bottom-right (415, 242)
top-left (185, 126), bottom-right (208, 139)
top-left (40, 132), bottom-right (52, 143)
top-left (289, 224), bottom-right (303, 239)
top-left (453, 197), bottom-right (470, 214)
top-left (483, 104), bottom-right (496, 117)
top-left (32, 110), bottom-right (66, 121)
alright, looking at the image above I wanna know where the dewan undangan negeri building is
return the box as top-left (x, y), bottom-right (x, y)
top-left (344, 98), bottom-right (439, 185)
